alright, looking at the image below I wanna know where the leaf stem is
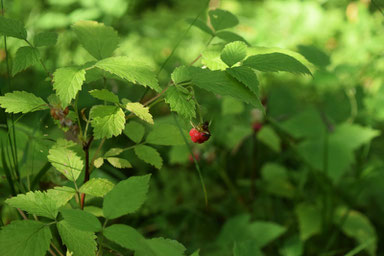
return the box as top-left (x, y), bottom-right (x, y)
top-left (80, 135), bottom-right (94, 209)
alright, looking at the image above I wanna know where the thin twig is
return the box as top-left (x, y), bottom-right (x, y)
top-left (80, 136), bottom-right (94, 209)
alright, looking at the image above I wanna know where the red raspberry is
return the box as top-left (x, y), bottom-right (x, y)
top-left (189, 128), bottom-right (201, 143)
top-left (252, 122), bottom-right (263, 133)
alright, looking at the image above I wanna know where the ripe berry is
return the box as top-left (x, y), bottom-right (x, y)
top-left (189, 128), bottom-right (201, 143)
top-left (189, 127), bottom-right (211, 144)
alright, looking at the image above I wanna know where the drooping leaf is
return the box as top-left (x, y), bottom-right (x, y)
top-left (208, 9), bottom-right (238, 31)
top-left (164, 85), bottom-right (196, 119)
top-left (185, 18), bottom-right (214, 36)
top-left (48, 144), bottom-right (84, 182)
top-left (12, 46), bottom-right (40, 76)
top-left (146, 123), bottom-right (184, 146)
top-left (57, 220), bottom-right (97, 256)
top-left (89, 105), bottom-right (125, 139)
top-left (220, 41), bottom-right (247, 67)
top-left (124, 121), bottom-right (146, 143)
top-left (134, 145), bottom-right (163, 169)
top-left (190, 67), bottom-right (259, 106)
top-left (226, 66), bottom-right (259, 97)
top-left (297, 45), bottom-right (330, 68)
top-left (107, 157), bottom-right (132, 168)
top-left (243, 53), bottom-right (312, 76)
top-left (60, 209), bottom-right (102, 232)
top-left (104, 224), bottom-right (149, 252)
top-left (34, 31), bottom-right (58, 47)
top-left (94, 56), bottom-right (161, 92)
top-left (296, 203), bottom-right (321, 241)
top-left (103, 174), bottom-right (151, 219)
top-left (5, 187), bottom-right (75, 219)
top-left (0, 220), bottom-right (52, 256)
top-left (89, 89), bottom-right (119, 104)
top-left (52, 66), bottom-right (86, 107)
top-left (72, 20), bottom-right (119, 60)
top-left (216, 31), bottom-right (249, 45)
top-left (79, 178), bottom-right (115, 197)
top-left (0, 16), bottom-right (27, 39)
top-left (0, 91), bottom-right (48, 114)
top-left (125, 102), bottom-right (154, 124)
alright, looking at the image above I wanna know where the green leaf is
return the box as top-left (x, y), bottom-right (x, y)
top-left (185, 18), bottom-right (214, 36)
top-left (103, 174), bottom-right (151, 219)
top-left (60, 209), bottom-right (102, 232)
top-left (94, 56), bottom-right (161, 92)
top-left (145, 237), bottom-right (186, 256)
top-left (134, 145), bottom-right (163, 169)
top-left (124, 121), bottom-right (146, 143)
top-left (5, 187), bottom-right (75, 219)
top-left (190, 250), bottom-right (200, 256)
top-left (72, 20), bottom-right (119, 60)
top-left (104, 148), bottom-right (124, 157)
top-left (83, 206), bottom-right (104, 217)
top-left (146, 123), bottom-right (184, 146)
top-left (216, 31), bottom-right (249, 45)
top-left (48, 145), bottom-right (84, 182)
top-left (57, 220), bottom-right (97, 256)
top-left (261, 163), bottom-right (294, 199)
top-left (190, 67), bottom-right (259, 106)
top-left (79, 178), bottom-right (115, 197)
top-left (125, 102), bottom-right (154, 124)
top-left (335, 207), bottom-right (377, 256)
top-left (107, 157), bottom-right (132, 168)
top-left (104, 224), bottom-right (149, 252)
top-left (12, 46), bottom-right (40, 76)
top-left (297, 45), bottom-right (330, 68)
top-left (257, 125), bottom-right (281, 152)
top-left (53, 66), bottom-right (86, 107)
top-left (296, 203), bottom-right (321, 241)
top-left (208, 9), bottom-right (239, 31)
top-left (243, 53), bottom-right (312, 76)
top-left (34, 32), bottom-right (58, 47)
top-left (89, 89), bottom-right (119, 104)
top-left (222, 97), bottom-right (244, 115)
top-left (93, 157), bottom-right (104, 168)
top-left (89, 105), bottom-right (125, 139)
top-left (279, 235), bottom-right (303, 256)
top-left (202, 45), bottom-right (228, 71)
top-left (171, 66), bottom-right (192, 85)
top-left (0, 220), bottom-right (52, 256)
top-left (226, 66), bottom-right (259, 97)
top-left (165, 85), bottom-right (196, 119)
top-left (220, 41), bottom-right (247, 67)
top-left (0, 91), bottom-right (48, 114)
top-left (0, 16), bottom-right (27, 39)
top-left (233, 241), bottom-right (264, 256)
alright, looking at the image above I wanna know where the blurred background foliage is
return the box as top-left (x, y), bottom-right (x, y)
top-left (2, 0), bottom-right (384, 255)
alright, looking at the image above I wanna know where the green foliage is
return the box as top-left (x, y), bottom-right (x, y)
top-left (60, 209), bottom-right (102, 232)
top-left (295, 203), bottom-right (321, 241)
top-left (103, 174), bottom-right (151, 219)
top-left (106, 157), bottom-right (132, 168)
top-left (186, 18), bottom-right (214, 36)
top-left (72, 20), bottom-right (119, 60)
top-left (208, 9), bottom-right (238, 31)
top-left (89, 105), bottom-right (125, 139)
top-left (257, 125), bottom-right (281, 152)
top-left (104, 224), bottom-right (149, 252)
top-left (220, 41), bottom-right (247, 67)
top-left (0, 16), bottom-right (27, 39)
top-left (33, 31), bottom-right (58, 47)
top-left (0, 91), bottom-right (48, 113)
top-left (12, 46), bottom-right (40, 76)
top-left (226, 66), bottom-right (259, 97)
top-left (125, 102), bottom-right (154, 124)
top-left (146, 123), bottom-right (184, 146)
top-left (79, 178), bottom-right (115, 197)
top-left (124, 121), bottom-right (146, 143)
top-left (5, 187), bottom-right (75, 219)
top-left (165, 85), bottom-right (196, 119)
top-left (0, 220), bottom-right (52, 256)
top-left (89, 89), bottom-right (119, 104)
top-left (134, 145), bottom-right (163, 169)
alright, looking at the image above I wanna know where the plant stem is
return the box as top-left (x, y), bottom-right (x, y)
top-left (80, 135), bottom-right (94, 209)
top-left (89, 138), bottom-right (106, 173)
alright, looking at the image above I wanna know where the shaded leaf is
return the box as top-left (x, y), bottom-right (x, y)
top-left (134, 145), bottom-right (163, 169)
top-left (12, 46), bottom-right (40, 76)
top-left (0, 91), bottom-right (47, 114)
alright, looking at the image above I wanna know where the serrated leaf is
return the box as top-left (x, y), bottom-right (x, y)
top-left (34, 32), bottom-right (58, 47)
top-left (93, 157), bottom-right (104, 168)
top-left (5, 187), bottom-right (75, 219)
top-left (125, 102), bottom-right (153, 124)
top-left (104, 148), bottom-right (124, 157)
top-left (146, 123), bottom-right (184, 146)
top-left (72, 20), bottom-right (119, 60)
top-left (297, 45), bottom-right (330, 68)
top-left (0, 91), bottom-right (48, 114)
top-left (216, 31), bottom-right (249, 45)
top-left (0, 16), bottom-right (27, 39)
top-left (104, 224), bottom-right (150, 252)
top-left (12, 46), bottom-right (40, 76)
top-left (226, 66), bottom-right (259, 97)
top-left (185, 18), bottom-right (214, 36)
top-left (243, 53), bottom-right (312, 76)
top-left (89, 105), bottom-right (125, 139)
top-left (134, 145), bottom-right (163, 169)
top-left (57, 220), bottom-right (97, 256)
top-left (208, 9), bottom-right (238, 31)
top-left (48, 145), bottom-right (84, 182)
top-left (165, 85), bottom-right (196, 119)
top-left (53, 66), bottom-right (86, 107)
top-left (79, 178), bottom-right (115, 197)
top-left (60, 209), bottom-right (102, 232)
top-left (0, 220), bottom-right (52, 256)
top-left (89, 89), bottom-right (119, 103)
top-left (190, 67), bottom-right (259, 106)
top-left (107, 157), bottom-right (132, 168)
top-left (94, 56), bottom-right (161, 92)
top-left (103, 174), bottom-right (151, 219)
top-left (220, 41), bottom-right (247, 67)
top-left (124, 121), bottom-right (145, 143)
top-left (296, 203), bottom-right (321, 241)
top-left (171, 66), bottom-right (192, 85)
top-left (145, 237), bottom-right (186, 256)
